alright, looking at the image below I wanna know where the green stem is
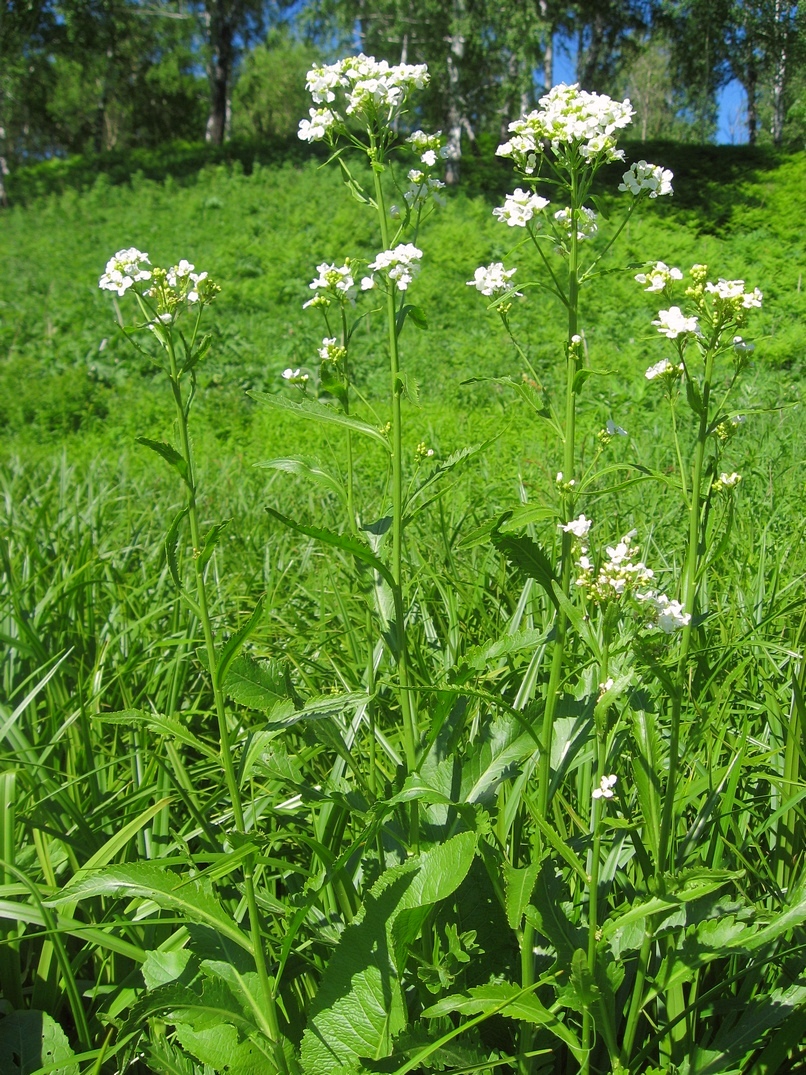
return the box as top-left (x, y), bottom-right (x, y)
top-left (370, 138), bottom-right (418, 781)
top-left (521, 167), bottom-right (581, 1075)
top-left (165, 338), bottom-right (287, 1072)
top-left (657, 341), bottom-right (716, 880)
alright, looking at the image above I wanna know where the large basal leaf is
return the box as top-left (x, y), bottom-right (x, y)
top-left (300, 831), bottom-right (477, 1075)
top-left (51, 863), bottom-right (252, 954)
top-left (422, 982), bottom-right (581, 1059)
top-left (460, 716), bottom-right (536, 804)
top-left (0, 1010), bottom-right (78, 1075)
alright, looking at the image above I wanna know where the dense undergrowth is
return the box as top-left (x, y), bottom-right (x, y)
top-left (1, 122), bottom-right (806, 1075)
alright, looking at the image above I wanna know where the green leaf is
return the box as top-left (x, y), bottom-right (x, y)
top-left (0, 1010), bottom-right (78, 1075)
top-left (265, 692), bottom-right (369, 730)
top-left (572, 367), bottom-right (611, 394)
top-left (221, 654), bottom-right (288, 712)
top-left (94, 710), bottom-right (217, 760)
top-left (165, 506), bottom-right (188, 590)
top-left (422, 982), bottom-right (581, 1059)
top-left (254, 457), bottom-right (347, 508)
top-left (266, 508), bottom-right (395, 589)
top-left (197, 520), bottom-right (230, 572)
top-left (396, 369), bottom-right (420, 405)
top-left (136, 437), bottom-right (191, 487)
top-left (300, 832), bottom-right (476, 1075)
top-left (491, 516), bottom-right (558, 607)
top-left (216, 596), bottom-right (266, 689)
top-left (685, 374), bottom-right (704, 416)
top-left (460, 716), bottom-right (536, 804)
top-left (337, 156), bottom-right (370, 204)
top-left (504, 861), bottom-right (540, 930)
top-left (250, 392), bottom-right (390, 452)
top-left (527, 863), bottom-right (586, 966)
top-left (52, 863), bottom-right (252, 955)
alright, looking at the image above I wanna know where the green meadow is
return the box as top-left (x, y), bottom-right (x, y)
top-left (1, 137), bottom-right (806, 1074)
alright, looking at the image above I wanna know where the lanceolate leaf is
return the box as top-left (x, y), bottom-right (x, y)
top-left (300, 832), bottom-right (476, 1075)
top-left (254, 457), bottom-right (347, 508)
top-left (491, 517), bottom-right (558, 608)
top-left (51, 864), bottom-right (252, 954)
top-left (422, 982), bottom-right (581, 1059)
top-left (266, 508), bottom-right (395, 589)
top-left (250, 392), bottom-right (391, 452)
top-left (504, 861), bottom-right (540, 930)
top-left (136, 437), bottom-right (191, 488)
top-left (216, 596), bottom-right (266, 688)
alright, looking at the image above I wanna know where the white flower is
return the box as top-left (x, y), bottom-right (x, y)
top-left (467, 262), bottom-right (520, 298)
top-left (493, 188), bottom-right (549, 227)
top-left (99, 247), bottom-right (152, 295)
top-left (298, 107), bottom-right (337, 142)
top-left (619, 160), bottom-right (673, 198)
top-left (554, 205), bottom-right (598, 241)
top-left (306, 261), bottom-right (355, 302)
top-left (560, 514), bottom-right (592, 538)
top-left (635, 261), bottom-right (683, 292)
top-left (733, 336), bottom-right (755, 353)
top-left (282, 367), bottom-right (309, 383)
top-left (652, 306), bottom-right (700, 339)
top-left (362, 243), bottom-right (423, 292)
top-left (645, 358), bottom-right (683, 381)
top-left (318, 337), bottom-right (345, 363)
top-left (592, 774), bottom-right (617, 800)
top-left (713, 471), bottom-right (741, 492)
top-left (606, 419), bottom-right (628, 436)
top-left (497, 83), bottom-right (633, 170)
top-left (651, 595), bottom-right (691, 633)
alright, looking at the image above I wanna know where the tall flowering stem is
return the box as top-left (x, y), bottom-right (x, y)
top-left (99, 252), bottom-right (289, 1073)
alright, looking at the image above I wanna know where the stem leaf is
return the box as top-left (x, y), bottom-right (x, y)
top-left (251, 391), bottom-right (391, 452)
top-left (136, 437), bottom-right (191, 488)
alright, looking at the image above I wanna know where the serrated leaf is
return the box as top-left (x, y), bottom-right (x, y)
top-left (197, 520), bottom-right (230, 571)
top-left (216, 596), bottom-right (266, 688)
top-left (251, 392), bottom-right (391, 451)
top-left (221, 654), bottom-right (288, 712)
top-left (504, 861), bottom-right (540, 930)
top-left (265, 692), bottom-right (368, 730)
top-left (460, 716), bottom-right (536, 804)
top-left (300, 832), bottom-right (476, 1075)
top-left (254, 457), bottom-right (347, 507)
top-left (165, 506), bottom-right (188, 590)
top-left (51, 863), bottom-right (252, 954)
top-left (267, 508), bottom-right (395, 588)
top-left (94, 710), bottom-right (217, 759)
top-left (491, 517), bottom-right (558, 608)
top-left (422, 982), bottom-right (581, 1059)
top-left (0, 1010), bottom-right (78, 1075)
top-left (396, 369), bottom-right (421, 405)
top-left (528, 864), bottom-right (586, 965)
top-left (136, 437), bottom-right (191, 487)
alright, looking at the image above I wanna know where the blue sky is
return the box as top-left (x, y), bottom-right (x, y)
top-left (553, 38), bottom-right (748, 144)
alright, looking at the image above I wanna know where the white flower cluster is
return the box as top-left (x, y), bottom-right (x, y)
top-left (554, 205), bottom-right (598, 242)
top-left (575, 528), bottom-right (655, 600)
top-left (705, 278), bottom-right (763, 310)
top-left (652, 306), bottom-right (701, 339)
top-left (572, 525), bottom-right (690, 633)
top-left (619, 160), bottom-right (674, 198)
top-left (592, 774), bottom-right (617, 800)
top-left (635, 261), bottom-right (683, 292)
top-left (303, 261), bottom-right (355, 308)
top-left (361, 243), bottom-right (423, 292)
top-left (560, 514), bottom-right (592, 538)
top-left (407, 129), bottom-right (448, 167)
top-left (318, 337), bottom-right (346, 363)
top-left (398, 168), bottom-right (446, 213)
top-left (143, 259), bottom-right (213, 307)
top-left (467, 262), bottom-right (520, 298)
top-left (645, 358), bottom-right (684, 382)
top-left (99, 248), bottom-right (152, 296)
top-left (497, 83), bottom-right (634, 170)
top-left (493, 188), bottom-right (550, 227)
top-left (299, 54), bottom-right (429, 139)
